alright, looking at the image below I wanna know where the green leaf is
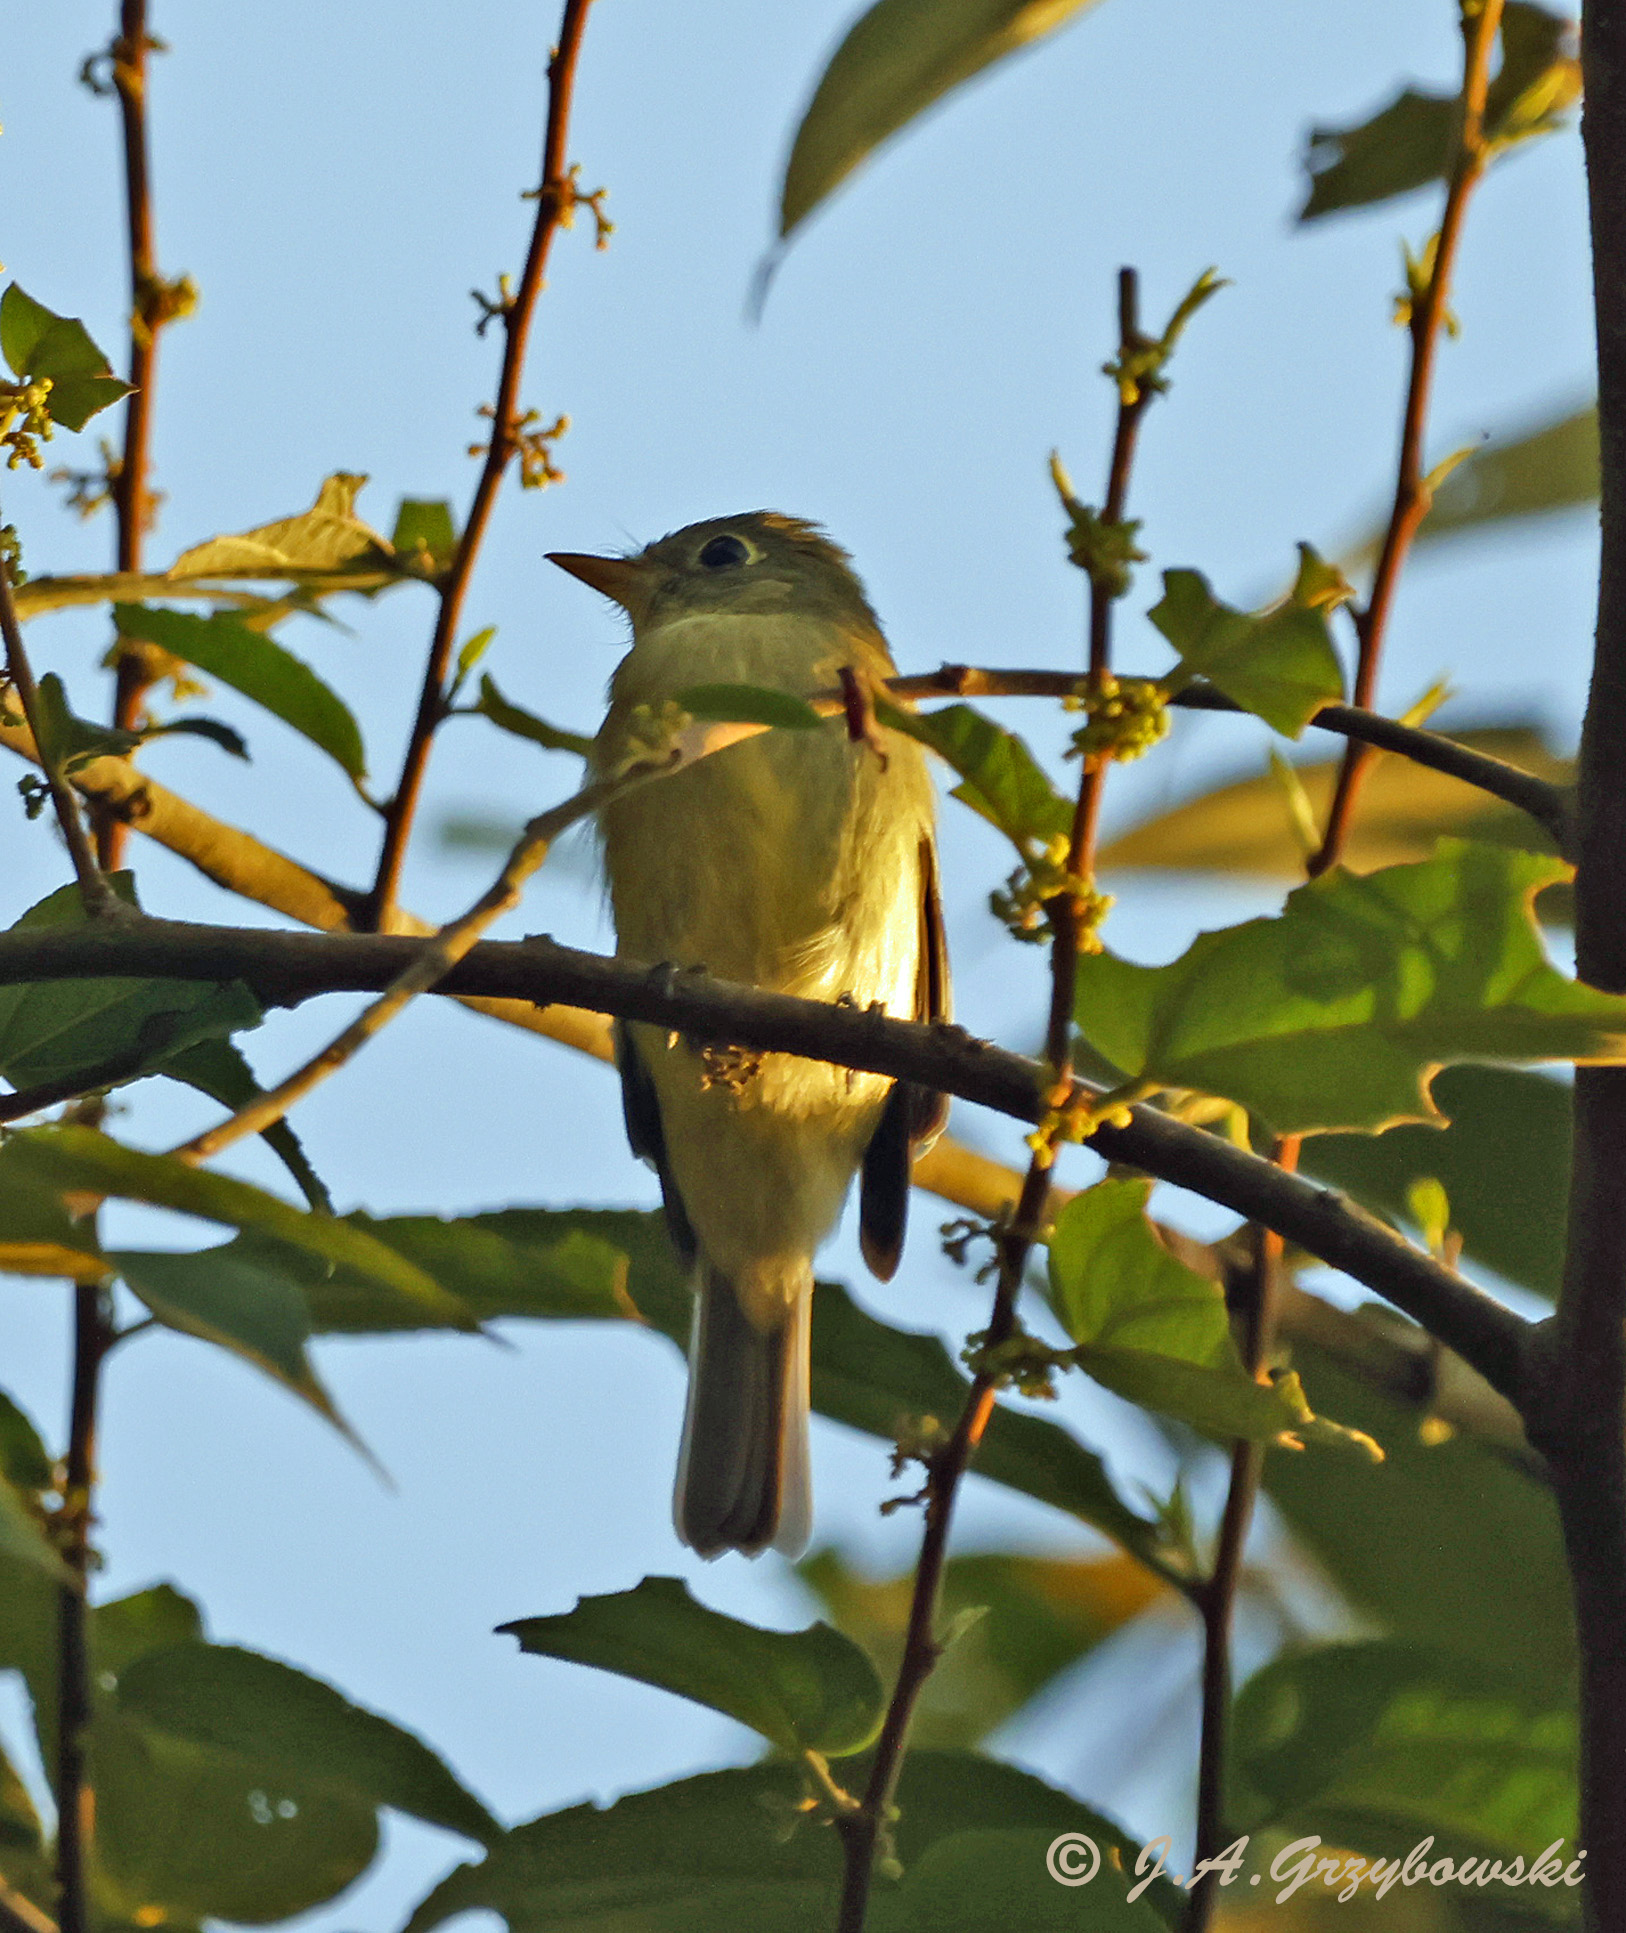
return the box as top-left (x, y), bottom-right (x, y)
top-left (0, 880), bottom-right (264, 1098)
top-left (168, 474), bottom-right (395, 581)
top-left (1419, 402), bottom-right (1598, 547)
top-left (1231, 1642), bottom-right (1576, 1867)
top-left (1074, 841), bottom-right (1626, 1134)
top-left (881, 700), bottom-right (1071, 852)
top-left (0, 1393), bottom-right (51, 1495)
top-left (809, 1277), bottom-right (1169, 1559)
top-left (2, 1126), bottom-right (474, 1326)
top-left (1299, 2), bottom-right (1580, 221)
top-left (112, 1245), bottom-right (353, 1436)
top-left (404, 1752), bottom-right (1180, 1933)
top-left (0, 1144), bottom-right (107, 1282)
top-left (1048, 1180), bottom-right (1379, 1451)
top-left (872, 1829), bottom-right (1168, 1931)
top-left (1265, 1339), bottom-right (1574, 1696)
top-left (1304, 1064), bottom-right (1568, 1301)
top-left (799, 1545), bottom-right (1166, 1749)
top-left (111, 604), bottom-right (368, 780)
top-left (779, 0), bottom-right (1105, 239)
top-left (0, 284), bottom-right (132, 430)
top-left (93, 1709), bottom-right (380, 1927)
top-left (1148, 552), bottom-right (1347, 738)
top-left (472, 674), bottom-right (594, 759)
top-left (115, 1640), bottom-right (500, 1844)
top-left (1098, 724), bottom-right (1570, 880)
top-left (502, 1575), bottom-right (884, 1758)
top-left (0, 1479), bottom-right (72, 1587)
top-left (675, 682), bottom-right (825, 732)
top-left (390, 498), bottom-right (458, 573)
top-left (160, 1037), bottom-right (333, 1214)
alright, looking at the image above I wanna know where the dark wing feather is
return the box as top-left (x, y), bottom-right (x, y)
top-left (859, 838), bottom-right (951, 1280)
top-left (615, 1021), bottom-right (697, 1265)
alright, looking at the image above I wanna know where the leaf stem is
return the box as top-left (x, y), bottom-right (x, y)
top-left (1309, 0), bottom-right (1505, 876)
top-left (366, 0), bottom-right (596, 931)
top-left (834, 268), bottom-right (1152, 1933)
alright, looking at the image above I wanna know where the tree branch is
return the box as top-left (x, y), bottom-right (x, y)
top-left (0, 920), bottom-right (1532, 1396)
top-left (1538, 4), bottom-right (1626, 1924)
top-left (0, 543), bottom-right (114, 916)
top-left (367, 0), bottom-right (597, 929)
top-left (881, 669), bottom-right (1571, 852)
top-left (1309, 0), bottom-right (1505, 874)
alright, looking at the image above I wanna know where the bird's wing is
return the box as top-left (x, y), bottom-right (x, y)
top-left (859, 836), bottom-right (950, 1281)
top-left (615, 1020), bottom-right (697, 1265)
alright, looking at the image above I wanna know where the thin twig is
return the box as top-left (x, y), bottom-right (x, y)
top-left (0, 915), bottom-right (1532, 1396)
top-left (169, 768), bottom-right (633, 1164)
top-left (1187, 1133), bottom-right (1299, 1932)
top-left (873, 670), bottom-right (1571, 851)
top-left (0, 539), bottom-right (112, 914)
top-left (54, 1282), bottom-right (110, 1933)
top-left (104, 0), bottom-right (165, 868)
top-left (1309, 0), bottom-right (1506, 876)
top-left (367, 0), bottom-right (596, 930)
top-left (835, 269), bottom-right (1153, 1933)
top-left (0, 1881), bottom-right (56, 1933)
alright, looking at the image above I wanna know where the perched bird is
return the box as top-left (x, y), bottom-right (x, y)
top-left (549, 513), bottom-right (948, 1559)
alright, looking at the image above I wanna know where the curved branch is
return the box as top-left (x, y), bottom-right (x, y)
top-left (0, 917), bottom-right (1530, 1400)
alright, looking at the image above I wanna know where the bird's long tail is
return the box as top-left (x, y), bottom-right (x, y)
top-left (674, 1262), bottom-right (811, 1559)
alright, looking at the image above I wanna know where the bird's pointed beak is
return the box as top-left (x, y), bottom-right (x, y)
top-left (547, 550), bottom-right (655, 623)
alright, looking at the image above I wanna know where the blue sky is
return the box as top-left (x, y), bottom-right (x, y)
top-left (0, 0), bottom-right (1598, 1923)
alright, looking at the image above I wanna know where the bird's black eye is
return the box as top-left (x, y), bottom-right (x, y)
top-left (698, 533), bottom-right (750, 570)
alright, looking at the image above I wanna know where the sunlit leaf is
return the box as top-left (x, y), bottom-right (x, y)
top-left (1148, 550), bottom-right (1347, 738)
top-left (882, 700), bottom-right (1071, 852)
top-left (676, 682), bottom-right (824, 732)
top-left (1304, 1064), bottom-right (1569, 1301)
top-left (112, 604), bottom-right (368, 780)
top-left (0, 283), bottom-right (132, 430)
top-left (2, 1127), bottom-right (472, 1326)
top-left (502, 1576), bottom-right (885, 1757)
top-left (390, 498), bottom-right (458, 573)
top-left (1231, 1641), bottom-right (1576, 1868)
top-left (1074, 841), bottom-right (1626, 1134)
top-left (780, 0), bottom-right (1105, 239)
top-left (168, 474), bottom-right (394, 581)
top-left (1048, 1180), bottom-right (1379, 1451)
top-left (1299, 2), bottom-right (1580, 221)
top-left (799, 1545), bottom-right (1165, 1748)
top-left (1415, 404), bottom-right (1596, 553)
top-left (1099, 725), bottom-right (1570, 879)
top-left (115, 1641), bottom-right (500, 1844)
top-left (112, 1245), bottom-right (353, 1435)
top-left (472, 674), bottom-right (594, 759)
